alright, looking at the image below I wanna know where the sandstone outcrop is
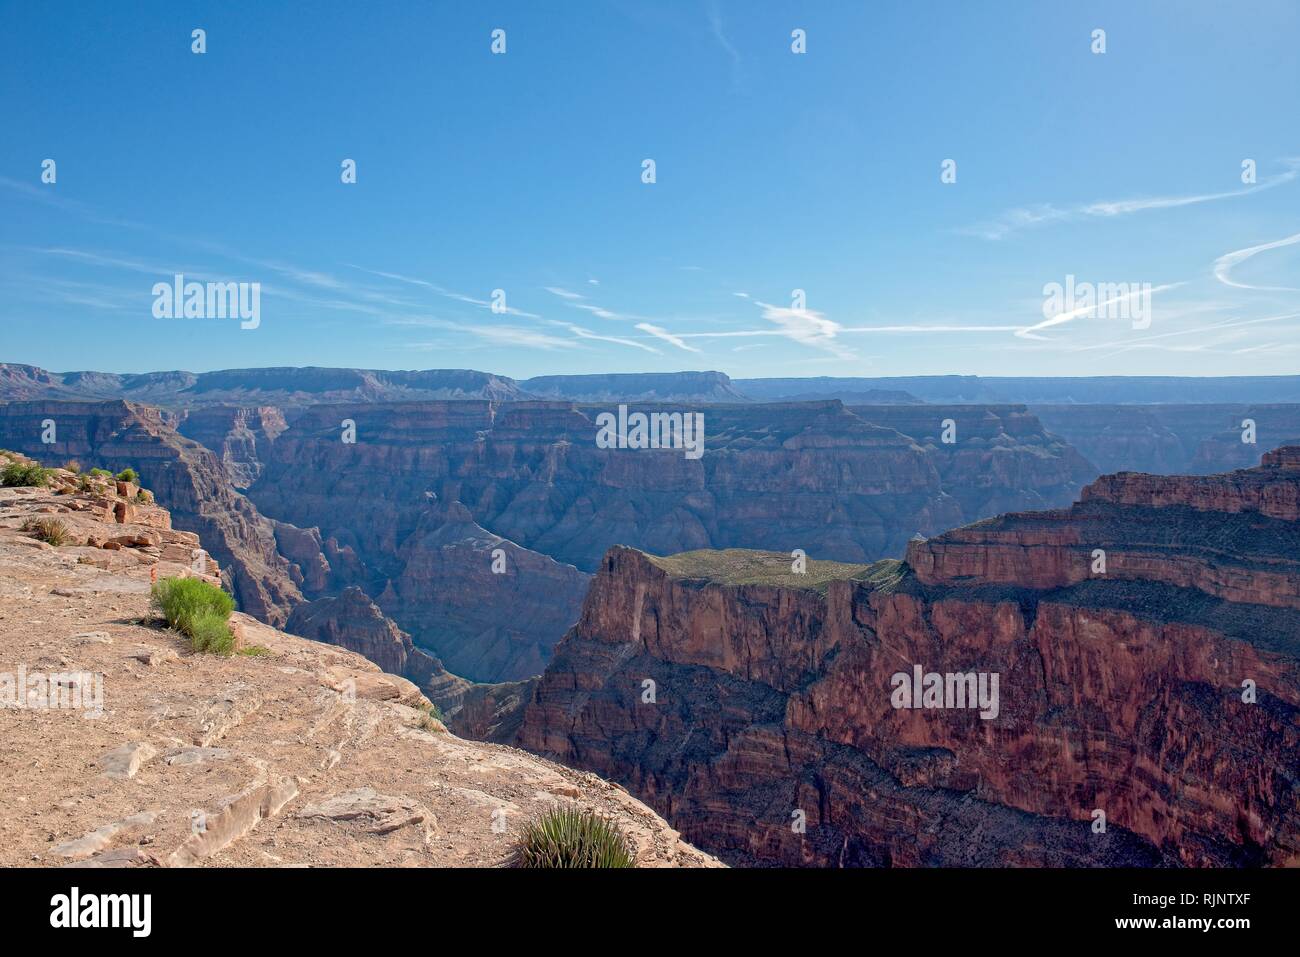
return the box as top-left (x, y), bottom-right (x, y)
top-left (0, 479), bottom-right (717, 868)
top-left (518, 450), bottom-right (1300, 867)
top-left (0, 401), bottom-right (306, 625)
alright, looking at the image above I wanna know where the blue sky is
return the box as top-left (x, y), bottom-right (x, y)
top-left (2, 0), bottom-right (1298, 378)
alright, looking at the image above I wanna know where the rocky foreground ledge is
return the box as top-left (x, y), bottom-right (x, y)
top-left (0, 467), bottom-right (717, 868)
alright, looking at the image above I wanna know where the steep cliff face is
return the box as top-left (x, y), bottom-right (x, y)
top-left (243, 398), bottom-right (1087, 577)
top-left (847, 404), bottom-right (1096, 519)
top-left (1032, 403), bottom-right (1300, 475)
top-left (177, 405), bottom-right (287, 488)
top-left (0, 400), bottom-right (305, 625)
top-left (518, 451), bottom-right (1300, 867)
top-left (380, 502), bottom-right (590, 682)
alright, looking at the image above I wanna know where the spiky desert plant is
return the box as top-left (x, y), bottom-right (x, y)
top-left (151, 576), bottom-right (236, 655)
top-left (415, 701), bottom-right (445, 732)
top-left (508, 806), bottom-right (635, 869)
top-left (23, 517), bottom-right (71, 546)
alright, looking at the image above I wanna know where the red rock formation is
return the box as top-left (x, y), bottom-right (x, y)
top-left (178, 405), bottom-right (287, 488)
top-left (381, 501), bottom-right (590, 682)
top-left (518, 450), bottom-right (1300, 867)
top-left (0, 400), bottom-right (305, 625)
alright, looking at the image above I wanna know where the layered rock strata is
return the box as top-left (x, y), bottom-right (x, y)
top-left (519, 451), bottom-right (1300, 867)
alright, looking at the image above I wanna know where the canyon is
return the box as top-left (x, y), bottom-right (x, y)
top-left (518, 449), bottom-right (1300, 866)
top-left (3, 365), bottom-right (1299, 867)
top-left (0, 385), bottom-right (1099, 690)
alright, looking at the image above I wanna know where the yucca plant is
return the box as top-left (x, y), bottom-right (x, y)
top-left (508, 806), bottom-right (635, 869)
top-left (23, 517), bottom-right (70, 546)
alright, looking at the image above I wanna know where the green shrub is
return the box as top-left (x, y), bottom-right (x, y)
top-left (151, 576), bottom-right (236, 655)
top-left (115, 468), bottom-right (139, 483)
top-left (22, 517), bottom-right (71, 546)
top-left (508, 807), bottom-right (635, 869)
top-left (188, 609), bottom-right (235, 655)
top-left (2, 462), bottom-right (51, 488)
top-left (88, 468), bottom-right (112, 478)
top-left (77, 474), bottom-right (92, 492)
top-left (238, 644), bottom-right (272, 657)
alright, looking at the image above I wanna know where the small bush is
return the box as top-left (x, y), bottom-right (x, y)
top-left (238, 644), bottom-right (272, 657)
top-left (23, 517), bottom-right (71, 546)
top-left (63, 460), bottom-right (81, 474)
top-left (77, 474), bottom-right (92, 492)
top-left (88, 468), bottom-right (112, 478)
top-left (115, 468), bottom-right (139, 484)
top-left (188, 608), bottom-right (235, 655)
top-left (2, 462), bottom-right (51, 488)
top-left (151, 576), bottom-right (236, 655)
top-left (508, 807), bottom-right (635, 869)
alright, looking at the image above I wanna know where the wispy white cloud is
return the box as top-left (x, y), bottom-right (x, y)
top-left (349, 265), bottom-right (541, 317)
top-left (392, 317), bottom-right (580, 351)
top-left (1015, 282), bottom-right (1184, 339)
top-left (1066, 309), bottom-right (1300, 355)
top-left (636, 322), bottom-right (700, 352)
top-left (706, 0), bottom-right (743, 89)
top-left (1212, 231), bottom-right (1300, 291)
top-left (550, 321), bottom-right (661, 354)
top-left (965, 159), bottom-right (1300, 240)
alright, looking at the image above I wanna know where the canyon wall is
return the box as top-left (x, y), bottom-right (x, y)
top-left (0, 400), bottom-right (305, 625)
top-left (1031, 403), bottom-right (1300, 475)
top-left (1, 390), bottom-right (1169, 699)
top-left (518, 450), bottom-right (1300, 867)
